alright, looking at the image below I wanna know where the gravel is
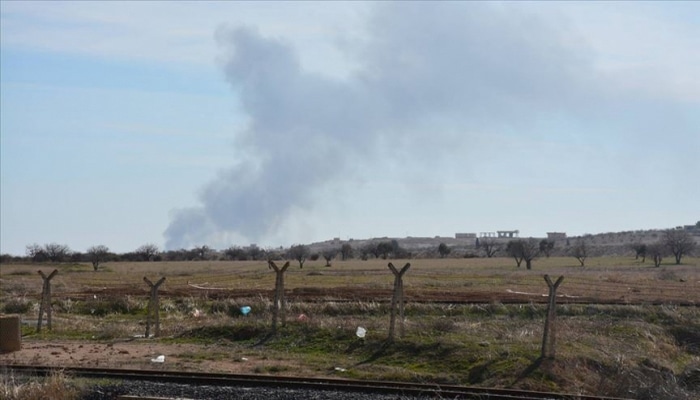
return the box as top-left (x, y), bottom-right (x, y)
top-left (82, 381), bottom-right (428, 400)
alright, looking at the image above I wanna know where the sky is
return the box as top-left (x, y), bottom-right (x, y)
top-left (1, 1), bottom-right (698, 256)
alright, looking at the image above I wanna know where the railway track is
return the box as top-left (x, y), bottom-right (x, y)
top-left (2, 364), bottom-right (629, 400)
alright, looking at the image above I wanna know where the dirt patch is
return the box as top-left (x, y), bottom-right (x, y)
top-left (0, 339), bottom-right (305, 376)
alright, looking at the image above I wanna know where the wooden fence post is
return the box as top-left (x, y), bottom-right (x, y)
top-left (37, 269), bottom-right (58, 332)
top-left (268, 261), bottom-right (290, 332)
top-left (144, 277), bottom-right (166, 338)
top-left (541, 275), bottom-right (564, 359)
top-left (387, 262), bottom-right (411, 341)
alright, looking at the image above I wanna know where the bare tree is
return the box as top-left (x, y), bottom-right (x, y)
top-left (369, 243), bottom-right (382, 259)
top-left (87, 245), bottom-right (110, 271)
top-left (26, 243), bottom-right (47, 263)
top-left (539, 239), bottom-right (555, 258)
top-left (506, 240), bottom-right (525, 267)
top-left (322, 248), bottom-right (338, 267)
top-left (340, 243), bottom-right (353, 260)
top-left (360, 243), bottom-right (375, 260)
top-left (377, 241), bottom-right (393, 260)
top-left (438, 243), bottom-right (451, 258)
top-left (478, 237), bottom-right (499, 258)
top-left (43, 243), bottom-right (71, 263)
top-left (631, 243), bottom-right (647, 262)
top-left (225, 246), bottom-right (248, 261)
top-left (288, 244), bottom-right (310, 268)
top-left (191, 245), bottom-right (211, 261)
top-left (570, 240), bottom-right (588, 266)
top-left (647, 242), bottom-right (666, 267)
top-left (248, 246), bottom-right (264, 261)
top-left (135, 244), bottom-right (159, 262)
top-left (662, 229), bottom-right (696, 265)
top-left (506, 239), bottom-right (540, 269)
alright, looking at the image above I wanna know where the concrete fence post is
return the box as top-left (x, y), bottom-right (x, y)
top-left (387, 262), bottom-right (411, 341)
top-left (144, 277), bottom-right (166, 338)
top-left (37, 269), bottom-right (58, 332)
top-left (268, 261), bottom-right (290, 332)
top-left (541, 274), bottom-right (564, 359)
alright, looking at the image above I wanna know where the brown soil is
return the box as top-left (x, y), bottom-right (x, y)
top-left (0, 339), bottom-right (306, 376)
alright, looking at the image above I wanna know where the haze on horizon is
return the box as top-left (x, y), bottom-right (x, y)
top-left (1, 2), bottom-right (698, 256)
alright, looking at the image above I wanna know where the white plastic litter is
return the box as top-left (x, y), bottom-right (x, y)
top-left (356, 326), bottom-right (367, 338)
top-left (334, 367), bottom-right (347, 372)
top-left (151, 355), bottom-right (165, 363)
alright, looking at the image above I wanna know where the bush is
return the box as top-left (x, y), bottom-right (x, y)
top-left (0, 370), bottom-right (83, 400)
top-left (3, 298), bottom-right (32, 314)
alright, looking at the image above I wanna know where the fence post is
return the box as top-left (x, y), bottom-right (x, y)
top-left (36, 269), bottom-right (58, 332)
top-left (268, 261), bottom-right (290, 332)
top-left (144, 277), bottom-right (166, 338)
top-left (387, 262), bottom-right (411, 341)
top-left (541, 274), bottom-right (564, 359)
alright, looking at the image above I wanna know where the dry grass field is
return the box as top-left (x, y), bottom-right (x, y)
top-left (1, 256), bottom-right (699, 399)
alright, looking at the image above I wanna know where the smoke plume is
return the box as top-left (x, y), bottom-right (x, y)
top-left (163, 3), bottom-right (618, 249)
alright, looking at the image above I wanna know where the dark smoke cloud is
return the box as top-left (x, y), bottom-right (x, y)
top-left (163, 3), bottom-right (602, 249)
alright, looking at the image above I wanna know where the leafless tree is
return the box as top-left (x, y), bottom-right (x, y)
top-left (570, 240), bottom-right (588, 266)
top-left (359, 243), bottom-right (375, 260)
top-left (225, 246), bottom-right (248, 260)
top-left (248, 246), bottom-right (264, 261)
top-left (43, 243), bottom-right (71, 263)
top-left (438, 243), bottom-right (451, 258)
top-left (479, 237), bottom-right (499, 258)
top-left (340, 243), bottom-right (353, 260)
top-left (631, 243), bottom-right (647, 262)
top-left (135, 244), bottom-right (159, 262)
top-left (322, 248), bottom-right (338, 267)
top-left (506, 239), bottom-right (540, 269)
top-left (26, 243), bottom-right (47, 263)
top-left (368, 243), bottom-right (382, 259)
top-left (539, 239), bottom-right (555, 258)
top-left (191, 245), bottom-right (211, 261)
top-left (87, 245), bottom-right (110, 271)
top-left (647, 242), bottom-right (666, 267)
top-left (506, 240), bottom-right (524, 267)
top-left (288, 244), bottom-right (310, 268)
top-left (377, 241), bottom-right (394, 260)
top-left (662, 229), bottom-right (696, 264)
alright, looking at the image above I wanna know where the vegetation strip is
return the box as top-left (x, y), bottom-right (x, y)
top-left (3, 365), bottom-right (629, 400)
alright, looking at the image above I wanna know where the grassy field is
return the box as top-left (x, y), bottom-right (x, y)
top-left (1, 256), bottom-right (699, 399)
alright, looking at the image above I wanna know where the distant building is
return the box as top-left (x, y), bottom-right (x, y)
top-left (480, 232), bottom-right (497, 238)
top-left (455, 233), bottom-right (477, 239)
top-left (547, 232), bottom-right (567, 241)
top-left (497, 230), bottom-right (519, 238)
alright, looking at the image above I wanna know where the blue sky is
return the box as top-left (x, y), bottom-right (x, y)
top-left (1, 1), bottom-right (698, 255)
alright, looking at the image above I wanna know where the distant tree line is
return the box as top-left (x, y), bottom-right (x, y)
top-left (630, 229), bottom-right (696, 267)
top-left (1, 229), bottom-right (695, 269)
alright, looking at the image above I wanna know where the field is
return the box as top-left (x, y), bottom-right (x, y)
top-left (1, 257), bottom-right (699, 399)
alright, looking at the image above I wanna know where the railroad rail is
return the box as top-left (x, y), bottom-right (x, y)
top-left (1, 364), bottom-right (630, 400)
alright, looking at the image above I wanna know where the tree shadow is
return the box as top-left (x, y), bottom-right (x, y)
top-left (352, 339), bottom-right (393, 366)
top-left (513, 356), bottom-right (545, 384)
top-left (252, 331), bottom-right (276, 347)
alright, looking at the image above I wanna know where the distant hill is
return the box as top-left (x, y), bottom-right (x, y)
top-left (307, 224), bottom-right (700, 258)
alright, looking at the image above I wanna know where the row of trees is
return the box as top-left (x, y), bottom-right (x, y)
top-left (630, 229), bottom-right (697, 267)
top-left (8, 240), bottom-right (406, 270)
top-left (19, 243), bottom-right (161, 270)
top-left (5, 230), bottom-right (695, 270)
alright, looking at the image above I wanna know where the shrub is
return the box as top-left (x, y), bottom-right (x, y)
top-left (0, 370), bottom-right (83, 400)
top-left (3, 298), bottom-right (32, 314)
